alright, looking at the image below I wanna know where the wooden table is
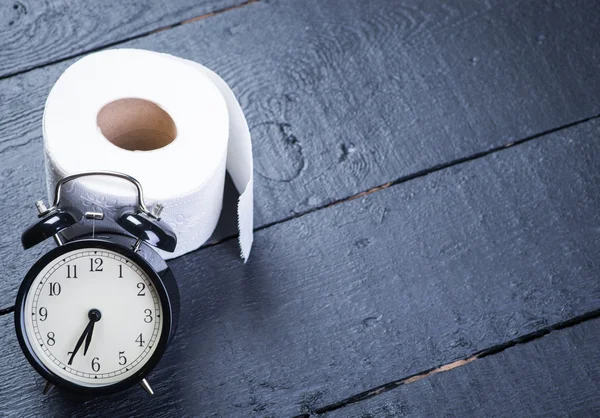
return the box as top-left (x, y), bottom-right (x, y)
top-left (1, 0), bottom-right (599, 416)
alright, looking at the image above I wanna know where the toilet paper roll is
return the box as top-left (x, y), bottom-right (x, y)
top-left (43, 48), bottom-right (253, 261)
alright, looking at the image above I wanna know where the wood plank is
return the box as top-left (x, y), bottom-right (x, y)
top-left (324, 317), bottom-right (600, 417)
top-left (1, 116), bottom-right (600, 416)
top-left (1, 0), bottom-right (600, 309)
top-left (0, 0), bottom-right (246, 78)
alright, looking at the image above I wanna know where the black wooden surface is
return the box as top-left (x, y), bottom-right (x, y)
top-left (1, 0), bottom-right (600, 416)
top-left (2, 0), bottom-right (600, 309)
top-left (2, 119), bottom-right (600, 416)
top-left (325, 317), bottom-right (600, 417)
top-left (0, 0), bottom-right (246, 78)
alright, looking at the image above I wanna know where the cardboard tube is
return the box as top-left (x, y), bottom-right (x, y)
top-left (97, 98), bottom-right (177, 151)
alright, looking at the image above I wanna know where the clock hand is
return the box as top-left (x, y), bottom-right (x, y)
top-left (83, 320), bottom-right (95, 356)
top-left (68, 309), bottom-right (101, 365)
top-left (68, 321), bottom-right (92, 366)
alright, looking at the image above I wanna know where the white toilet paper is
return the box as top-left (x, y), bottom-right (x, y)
top-left (43, 49), bottom-right (253, 261)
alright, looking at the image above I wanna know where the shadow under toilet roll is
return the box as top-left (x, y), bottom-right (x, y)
top-left (208, 174), bottom-right (243, 246)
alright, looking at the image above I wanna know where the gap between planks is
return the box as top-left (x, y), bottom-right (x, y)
top-left (0, 0), bottom-right (260, 82)
top-left (203, 111), bottom-right (600, 251)
top-left (2, 299), bottom-right (599, 414)
top-left (150, 0), bottom-right (259, 34)
top-left (0, 112), bottom-right (599, 317)
top-left (0, 306), bottom-right (14, 316)
top-left (292, 307), bottom-right (600, 417)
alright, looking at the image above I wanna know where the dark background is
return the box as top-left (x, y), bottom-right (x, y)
top-left (0, 0), bottom-right (599, 416)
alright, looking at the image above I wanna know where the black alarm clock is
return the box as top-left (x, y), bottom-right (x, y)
top-left (14, 171), bottom-right (180, 396)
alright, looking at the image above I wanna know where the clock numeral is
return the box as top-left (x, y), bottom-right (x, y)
top-left (91, 357), bottom-right (100, 372)
top-left (39, 307), bottom-right (48, 321)
top-left (66, 265), bottom-right (77, 278)
top-left (46, 332), bottom-right (56, 346)
top-left (118, 265), bottom-right (123, 278)
top-left (90, 258), bottom-right (103, 272)
top-left (144, 309), bottom-right (153, 323)
top-left (48, 282), bottom-right (61, 296)
top-left (135, 333), bottom-right (145, 347)
top-left (137, 282), bottom-right (146, 296)
top-left (118, 351), bottom-right (127, 366)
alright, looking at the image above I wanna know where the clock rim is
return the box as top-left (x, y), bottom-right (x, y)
top-left (14, 238), bottom-right (174, 395)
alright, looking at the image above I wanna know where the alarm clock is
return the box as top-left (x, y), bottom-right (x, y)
top-left (14, 171), bottom-right (180, 396)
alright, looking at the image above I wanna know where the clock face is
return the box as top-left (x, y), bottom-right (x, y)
top-left (21, 247), bottom-right (163, 387)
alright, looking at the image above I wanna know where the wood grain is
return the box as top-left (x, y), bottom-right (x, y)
top-left (324, 318), bottom-right (600, 417)
top-left (1, 116), bottom-right (600, 416)
top-left (0, 0), bottom-right (246, 78)
top-left (1, 0), bottom-right (600, 310)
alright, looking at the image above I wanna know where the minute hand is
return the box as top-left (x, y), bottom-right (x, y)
top-left (83, 320), bottom-right (96, 355)
top-left (68, 309), bottom-right (102, 365)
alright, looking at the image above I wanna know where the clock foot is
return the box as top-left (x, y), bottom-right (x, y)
top-left (139, 378), bottom-right (154, 396)
top-left (42, 381), bottom-right (54, 395)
